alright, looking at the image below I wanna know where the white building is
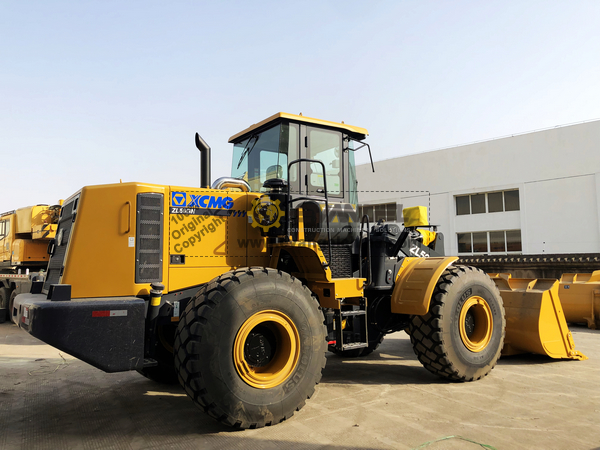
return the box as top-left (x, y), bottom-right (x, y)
top-left (355, 120), bottom-right (600, 256)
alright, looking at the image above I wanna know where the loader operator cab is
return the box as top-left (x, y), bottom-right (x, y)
top-left (228, 113), bottom-right (368, 252)
top-left (230, 113), bottom-right (360, 204)
top-left (228, 113), bottom-right (443, 268)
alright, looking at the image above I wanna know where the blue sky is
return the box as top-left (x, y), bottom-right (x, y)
top-left (2, 1), bottom-right (599, 212)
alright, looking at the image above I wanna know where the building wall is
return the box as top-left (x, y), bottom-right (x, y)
top-left (355, 120), bottom-right (600, 256)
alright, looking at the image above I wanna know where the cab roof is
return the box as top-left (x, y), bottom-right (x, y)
top-left (228, 112), bottom-right (368, 143)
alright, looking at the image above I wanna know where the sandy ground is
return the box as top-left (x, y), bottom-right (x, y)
top-left (0, 321), bottom-right (598, 450)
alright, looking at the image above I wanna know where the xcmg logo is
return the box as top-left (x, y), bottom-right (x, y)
top-left (171, 192), bottom-right (234, 209)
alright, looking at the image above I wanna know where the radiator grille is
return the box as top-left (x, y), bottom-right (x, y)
top-left (140, 208), bottom-right (161, 222)
top-left (136, 193), bottom-right (163, 283)
top-left (320, 244), bottom-right (353, 279)
top-left (43, 196), bottom-right (79, 292)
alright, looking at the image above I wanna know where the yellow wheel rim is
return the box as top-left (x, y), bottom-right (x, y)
top-left (459, 296), bottom-right (493, 352)
top-left (233, 310), bottom-right (300, 389)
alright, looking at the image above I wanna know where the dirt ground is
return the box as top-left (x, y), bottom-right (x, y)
top-left (0, 322), bottom-right (598, 450)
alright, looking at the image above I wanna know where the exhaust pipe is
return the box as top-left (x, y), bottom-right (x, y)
top-left (195, 133), bottom-right (211, 189)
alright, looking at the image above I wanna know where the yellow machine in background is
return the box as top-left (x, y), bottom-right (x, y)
top-left (11, 113), bottom-right (586, 430)
top-left (0, 203), bottom-right (61, 322)
top-left (0, 204), bottom-right (59, 268)
top-left (559, 271), bottom-right (600, 330)
top-left (488, 274), bottom-right (586, 360)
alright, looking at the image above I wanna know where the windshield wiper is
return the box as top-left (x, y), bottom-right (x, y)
top-left (236, 134), bottom-right (259, 169)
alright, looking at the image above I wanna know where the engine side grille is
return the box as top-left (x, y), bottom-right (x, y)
top-left (43, 195), bottom-right (79, 293)
top-left (136, 193), bottom-right (163, 283)
top-left (321, 244), bottom-right (353, 279)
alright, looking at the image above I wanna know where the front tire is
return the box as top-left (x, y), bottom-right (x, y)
top-left (174, 268), bottom-right (327, 428)
top-left (409, 265), bottom-right (505, 381)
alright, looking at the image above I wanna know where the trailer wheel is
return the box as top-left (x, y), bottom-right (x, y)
top-left (8, 290), bottom-right (18, 324)
top-left (173, 268), bottom-right (327, 429)
top-left (0, 288), bottom-right (9, 324)
top-left (409, 265), bottom-right (505, 381)
top-left (136, 324), bottom-right (178, 384)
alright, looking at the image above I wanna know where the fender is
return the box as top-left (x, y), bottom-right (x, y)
top-left (269, 242), bottom-right (332, 282)
top-left (391, 256), bottom-right (459, 315)
top-left (268, 242), bottom-right (365, 309)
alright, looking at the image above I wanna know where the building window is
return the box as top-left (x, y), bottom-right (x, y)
top-left (456, 196), bottom-right (470, 215)
top-left (506, 230), bottom-right (522, 251)
top-left (359, 203), bottom-right (397, 223)
top-left (472, 232), bottom-right (488, 253)
top-left (457, 230), bottom-right (522, 254)
top-left (504, 190), bottom-right (520, 211)
top-left (487, 192), bottom-right (503, 213)
top-left (489, 231), bottom-right (506, 252)
top-left (457, 232), bottom-right (472, 253)
top-left (471, 194), bottom-right (486, 214)
top-left (455, 189), bottom-right (520, 215)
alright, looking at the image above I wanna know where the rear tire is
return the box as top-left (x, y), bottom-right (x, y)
top-left (409, 265), bottom-right (505, 381)
top-left (174, 268), bottom-right (327, 429)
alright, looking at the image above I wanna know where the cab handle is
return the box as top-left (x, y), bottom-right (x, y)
top-left (121, 201), bottom-right (131, 234)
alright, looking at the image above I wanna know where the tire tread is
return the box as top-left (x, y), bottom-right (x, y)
top-left (174, 267), bottom-right (327, 428)
top-left (408, 265), bottom-right (505, 382)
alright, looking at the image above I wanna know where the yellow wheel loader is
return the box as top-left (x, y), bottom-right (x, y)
top-left (15, 113), bottom-right (511, 428)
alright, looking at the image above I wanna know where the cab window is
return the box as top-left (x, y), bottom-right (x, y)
top-left (307, 128), bottom-right (342, 196)
top-left (0, 219), bottom-right (8, 238)
top-left (231, 123), bottom-right (299, 192)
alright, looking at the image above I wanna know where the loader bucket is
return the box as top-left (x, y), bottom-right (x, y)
top-left (559, 271), bottom-right (600, 330)
top-left (489, 274), bottom-right (587, 360)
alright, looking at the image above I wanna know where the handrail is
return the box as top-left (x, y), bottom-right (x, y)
top-left (287, 158), bottom-right (332, 266)
top-left (359, 215), bottom-right (372, 285)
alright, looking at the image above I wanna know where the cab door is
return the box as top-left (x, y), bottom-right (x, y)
top-left (299, 125), bottom-right (345, 201)
top-left (297, 125), bottom-right (359, 245)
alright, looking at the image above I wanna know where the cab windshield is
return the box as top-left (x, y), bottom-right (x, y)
top-left (231, 123), bottom-right (299, 192)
